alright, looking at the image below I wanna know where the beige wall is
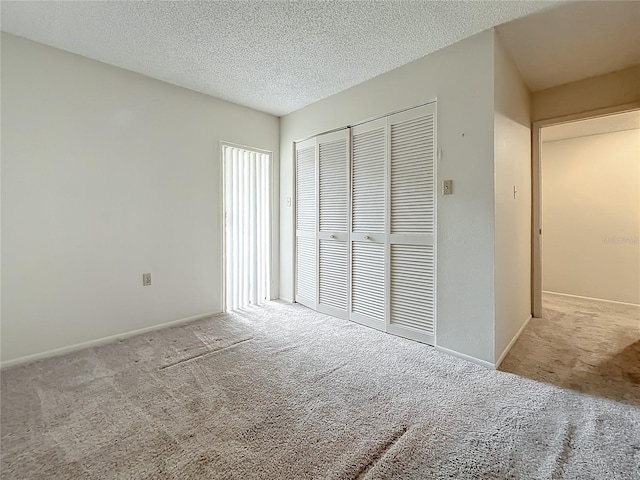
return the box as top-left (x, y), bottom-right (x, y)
top-left (493, 35), bottom-right (532, 363)
top-left (532, 66), bottom-right (640, 122)
top-left (1, 33), bottom-right (280, 363)
top-left (542, 129), bottom-right (640, 304)
top-left (281, 30), bottom-right (498, 364)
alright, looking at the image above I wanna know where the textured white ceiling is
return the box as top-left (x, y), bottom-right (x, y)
top-left (1, 1), bottom-right (556, 116)
top-left (542, 110), bottom-right (640, 143)
top-left (497, 0), bottom-right (640, 92)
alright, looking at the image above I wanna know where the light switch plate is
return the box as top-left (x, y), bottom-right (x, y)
top-left (443, 180), bottom-right (453, 195)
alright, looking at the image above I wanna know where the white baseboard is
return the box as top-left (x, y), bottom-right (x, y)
top-left (279, 296), bottom-right (294, 304)
top-left (435, 346), bottom-right (495, 369)
top-left (1, 311), bottom-right (221, 370)
top-left (495, 315), bottom-right (532, 370)
top-left (543, 290), bottom-right (639, 307)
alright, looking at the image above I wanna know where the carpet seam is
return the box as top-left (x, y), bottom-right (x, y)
top-left (158, 337), bottom-right (253, 370)
top-left (353, 426), bottom-right (409, 480)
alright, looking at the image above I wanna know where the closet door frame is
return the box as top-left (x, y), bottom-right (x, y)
top-left (293, 101), bottom-right (437, 347)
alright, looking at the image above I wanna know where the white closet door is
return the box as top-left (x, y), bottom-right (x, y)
top-left (350, 118), bottom-right (387, 330)
top-left (295, 137), bottom-right (317, 309)
top-left (317, 130), bottom-right (349, 319)
top-left (386, 103), bottom-right (436, 345)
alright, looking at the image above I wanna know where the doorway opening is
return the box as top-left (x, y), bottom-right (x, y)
top-left (509, 108), bottom-right (640, 404)
top-left (532, 107), bottom-right (640, 314)
top-left (222, 143), bottom-right (271, 311)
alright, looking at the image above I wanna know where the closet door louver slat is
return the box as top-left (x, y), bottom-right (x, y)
top-left (319, 240), bottom-right (348, 312)
top-left (351, 242), bottom-right (385, 323)
top-left (296, 236), bottom-right (316, 304)
top-left (390, 244), bottom-right (435, 334)
top-left (319, 139), bottom-right (349, 233)
top-left (390, 113), bottom-right (435, 236)
top-left (296, 144), bottom-right (316, 233)
top-left (352, 127), bottom-right (386, 233)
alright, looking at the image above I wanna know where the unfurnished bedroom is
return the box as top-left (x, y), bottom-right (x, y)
top-left (1, 1), bottom-right (639, 479)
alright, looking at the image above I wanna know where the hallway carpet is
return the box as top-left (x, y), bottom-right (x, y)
top-left (501, 292), bottom-right (640, 407)
top-left (2, 300), bottom-right (639, 479)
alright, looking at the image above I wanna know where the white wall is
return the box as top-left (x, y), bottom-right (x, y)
top-left (532, 66), bottom-right (640, 122)
top-left (493, 34), bottom-right (532, 363)
top-left (542, 129), bottom-right (640, 304)
top-left (281, 30), bottom-right (497, 363)
top-left (1, 33), bottom-right (280, 363)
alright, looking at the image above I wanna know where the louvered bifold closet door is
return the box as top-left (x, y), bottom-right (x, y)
top-left (295, 137), bottom-right (317, 309)
top-left (317, 130), bottom-right (349, 319)
top-left (350, 118), bottom-right (387, 330)
top-left (386, 103), bottom-right (436, 345)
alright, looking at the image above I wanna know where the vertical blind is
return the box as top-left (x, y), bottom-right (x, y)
top-left (224, 145), bottom-right (271, 311)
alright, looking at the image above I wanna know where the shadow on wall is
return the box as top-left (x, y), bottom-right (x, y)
top-left (499, 293), bottom-right (640, 407)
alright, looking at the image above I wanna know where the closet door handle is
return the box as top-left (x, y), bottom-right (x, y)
top-left (364, 235), bottom-right (370, 240)
top-left (330, 234), bottom-right (336, 239)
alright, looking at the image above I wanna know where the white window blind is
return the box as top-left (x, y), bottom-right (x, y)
top-left (224, 145), bottom-right (271, 311)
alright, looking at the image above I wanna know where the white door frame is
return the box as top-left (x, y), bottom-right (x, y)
top-left (531, 102), bottom-right (640, 318)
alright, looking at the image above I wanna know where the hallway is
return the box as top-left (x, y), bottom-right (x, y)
top-left (501, 293), bottom-right (640, 406)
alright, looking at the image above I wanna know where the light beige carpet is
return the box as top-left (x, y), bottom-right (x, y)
top-left (501, 292), bottom-right (640, 407)
top-left (2, 300), bottom-right (639, 479)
